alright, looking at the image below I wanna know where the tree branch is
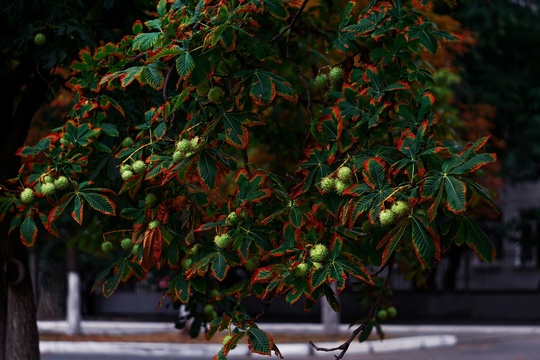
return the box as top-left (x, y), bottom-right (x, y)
top-left (309, 252), bottom-right (396, 359)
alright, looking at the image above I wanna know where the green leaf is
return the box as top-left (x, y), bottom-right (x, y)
top-left (198, 151), bottom-right (219, 190)
top-left (411, 216), bottom-right (440, 268)
top-left (211, 252), bottom-right (229, 281)
top-left (20, 215), bottom-right (38, 247)
top-left (444, 176), bottom-right (466, 213)
top-left (289, 204), bottom-right (303, 228)
top-left (100, 123), bottom-right (119, 137)
top-left (132, 32), bottom-right (160, 51)
top-left (120, 67), bottom-right (144, 88)
top-left (170, 273), bottom-right (191, 303)
top-left (80, 192), bottom-right (116, 216)
top-left (142, 64), bottom-right (164, 90)
top-left (461, 217), bottom-right (495, 262)
top-left (71, 195), bottom-right (84, 225)
top-left (247, 328), bottom-right (273, 355)
top-left (250, 71), bottom-right (276, 105)
top-left (262, 0), bottom-right (288, 20)
top-left (222, 112), bottom-right (249, 148)
top-left (235, 170), bottom-right (271, 203)
top-left (176, 50), bottom-right (195, 78)
top-left (103, 272), bottom-right (121, 298)
top-left (362, 157), bottom-right (386, 190)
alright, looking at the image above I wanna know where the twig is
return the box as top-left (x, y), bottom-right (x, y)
top-left (269, 0), bottom-right (310, 44)
top-left (309, 252), bottom-right (396, 359)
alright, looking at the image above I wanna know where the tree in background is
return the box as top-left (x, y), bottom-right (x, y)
top-left (0, 1), bottom-right (154, 358)
top-left (1, 0), bottom-right (498, 359)
top-left (452, 0), bottom-right (540, 182)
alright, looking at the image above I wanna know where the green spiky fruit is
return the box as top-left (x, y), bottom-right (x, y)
top-left (41, 182), bottom-right (56, 196)
top-left (387, 306), bottom-right (397, 318)
top-left (377, 309), bottom-right (388, 320)
top-left (312, 261), bottom-right (322, 270)
top-left (379, 209), bottom-right (395, 226)
top-left (309, 244), bottom-right (328, 262)
top-left (54, 176), bottom-right (70, 190)
top-left (172, 150), bottom-right (184, 162)
top-left (214, 233), bottom-right (233, 248)
top-left (175, 139), bottom-right (191, 152)
top-left (190, 136), bottom-right (204, 152)
top-left (337, 166), bottom-right (353, 182)
top-left (44, 175), bottom-right (54, 184)
top-left (148, 220), bottom-right (159, 229)
top-left (34, 33), bottom-right (46, 46)
top-left (131, 244), bottom-right (139, 255)
top-left (314, 74), bottom-right (329, 89)
top-left (334, 179), bottom-right (348, 194)
top-left (20, 188), bottom-right (35, 204)
top-left (294, 262), bottom-right (309, 277)
top-left (208, 86), bottom-right (224, 103)
top-left (391, 201), bottom-right (409, 218)
top-left (121, 170), bottom-right (133, 180)
top-left (121, 164), bottom-right (132, 172)
top-left (226, 212), bottom-right (239, 226)
top-left (122, 137), bottom-right (135, 147)
top-left (320, 177), bottom-right (335, 192)
top-left (329, 67), bottom-right (344, 84)
top-left (101, 241), bottom-right (113, 252)
top-left (196, 82), bottom-right (210, 97)
top-left (362, 220), bottom-right (374, 233)
top-left (120, 238), bottom-right (133, 250)
top-left (145, 193), bottom-right (157, 207)
top-left (132, 160), bottom-right (146, 174)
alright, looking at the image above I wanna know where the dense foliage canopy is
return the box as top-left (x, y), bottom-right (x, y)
top-left (1, 0), bottom-right (499, 358)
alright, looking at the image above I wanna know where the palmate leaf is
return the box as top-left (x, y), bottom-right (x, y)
top-left (235, 170), bottom-right (271, 203)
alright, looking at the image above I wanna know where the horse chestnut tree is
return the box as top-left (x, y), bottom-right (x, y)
top-left (1, 0), bottom-right (498, 359)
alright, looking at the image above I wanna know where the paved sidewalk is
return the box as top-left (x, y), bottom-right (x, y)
top-left (38, 320), bottom-right (540, 357)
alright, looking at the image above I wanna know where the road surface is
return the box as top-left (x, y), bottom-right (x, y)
top-left (41, 333), bottom-right (540, 360)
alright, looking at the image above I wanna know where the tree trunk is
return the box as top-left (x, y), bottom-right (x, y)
top-left (320, 282), bottom-right (340, 338)
top-left (1, 226), bottom-right (40, 360)
top-left (0, 46), bottom-right (49, 359)
top-left (66, 247), bottom-right (81, 336)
